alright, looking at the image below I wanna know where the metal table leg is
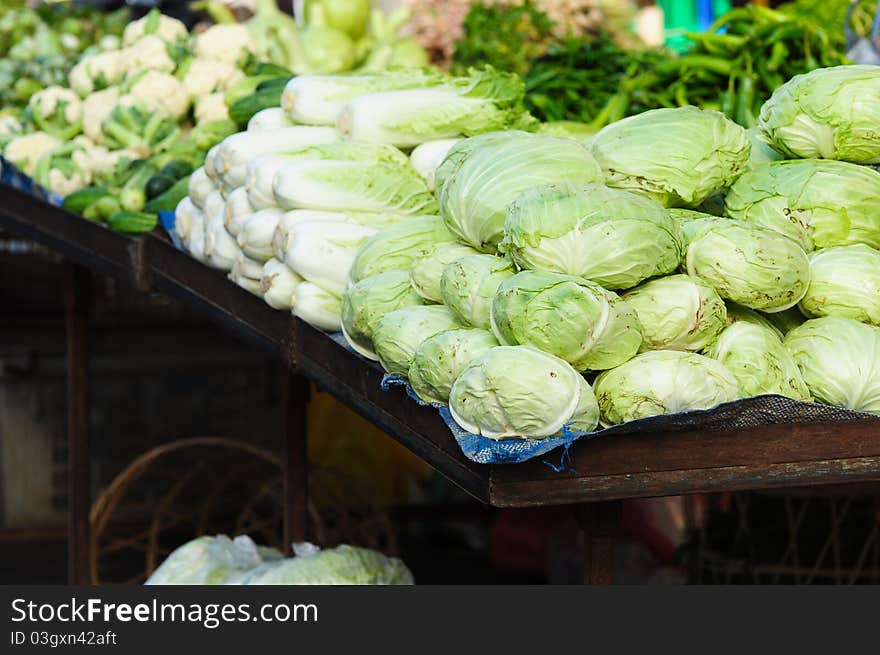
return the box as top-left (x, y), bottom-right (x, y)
top-left (577, 501), bottom-right (622, 585)
top-left (281, 371), bottom-right (310, 552)
top-left (64, 264), bottom-right (92, 584)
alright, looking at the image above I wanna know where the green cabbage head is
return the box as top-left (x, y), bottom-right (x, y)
top-left (707, 321), bottom-right (811, 401)
top-left (686, 220), bottom-right (810, 312)
top-left (490, 270), bottom-right (642, 371)
top-left (622, 274), bottom-right (727, 351)
top-left (372, 305), bottom-right (462, 376)
top-left (437, 131), bottom-right (603, 251)
top-left (409, 242), bottom-right (480, 303)
top-left (758, 65), bottom-right (880, 164)
top-left (348, 216), bottom-right (457, 283)
top-left (341, 270), bottom-right (429, 360)
top-left (784, 317), bottom-right (880, 414)
top-left (589, 106), bottom-right (751, 207)
top-left (499, 183), bottom-right (683, 290)
top-left (449, 345), bottom-right (599, 439)
top-left (799, 244), bottom-right (880, 326)
top-left (408, 328), bottom-right (499, 404)
top-left (439, 254), bottom-right (516, 329)
top-left (724, 159), bottom-right (880, 251)
top-left (594, 350), bottom-right (742, 426)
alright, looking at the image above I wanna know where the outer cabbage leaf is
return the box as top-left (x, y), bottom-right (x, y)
top-left (590, 106), bottom-right (750, 207)
top-left (349, 216), bottom-right (457, 283)
top-left (439, 254), bottom-right (516, 330)
top-left (798, 244), bottom-right (880, 325)
top-left (372, 306), bottom-right (462, 376)
top-left (410, 242), bottom-right (481, 303)
top-left (448, 345), bottom-right (597, 439)
top-left (724, 159), bottom-right (880, 251)
top-left (408, 328), bottom-right (499, 404)
top-left (243, 543), bottom-right (413, 585)
top-left (438, 131), bottom-right (603, 251)
top-left (500, 183), bottom-right (683, 290)
top-left (622, 274), bottom-right (726, 351)
top-left (490, 270), bottom-right (642, 371)
top-left (707, 321), bottom-right (811, 401)
top-left (685, 220), bottom-right (810, 312)
top-left (784, 317), bottom-right (880, 414)
top-left (341, 270), bottom-right (429, 360)
top-left (594, 351), bottom-right (742, 426)
top-left (758, 65), bottom-right (880, 164)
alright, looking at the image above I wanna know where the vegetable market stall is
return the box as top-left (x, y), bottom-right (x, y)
top-left (2, 182), bottom-right (878, 584)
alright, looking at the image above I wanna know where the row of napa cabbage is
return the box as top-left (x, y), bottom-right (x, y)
top-left (173, 64), bottom-right (880, 441)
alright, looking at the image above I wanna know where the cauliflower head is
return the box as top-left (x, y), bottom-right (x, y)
top-left (4, 132), bottom-right (61, 176)
top-left (47, 168), bottom-right (89, 197)
top-left (122, 11), bottom-right (187, 47)
top-left (126, 35), bottom-right (176, 74)
top-left (29, 86), bottom-right (83, 124)
top-left (195, 24), bottom-right (257, 67)
top-left (124, 69), bottom-right (190, 120)
top-left (69, 51), bottom-right (126, 97)
top-left (194, 92), bottom-right (230, 124)
top-left (82, 86), bottom-right (121, 143)
top-left (181, 58), bottom-right (246, 99)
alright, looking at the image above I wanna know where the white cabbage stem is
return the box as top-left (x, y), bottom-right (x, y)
top-left (292, 282), bottom-right (342, 331)
top-left (283, 220), bottom-right (376, 296)
top-left (237, 208), bottom-right (285, 261)
top-left (224, 186), bottom-right (255, 236)
top-left (260, 259), bottom-right (304, 311)
top-left (188, 167), bottom-right (216, 209)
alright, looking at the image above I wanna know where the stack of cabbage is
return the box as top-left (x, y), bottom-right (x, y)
top-left (172, 65), bottom-right (536, 330)
top-left (145, 535), bottom-right (413, 585)
top-left (178, 64), bottom-right (880, 441)
top-left (1, 9), bottom-right (257, 197)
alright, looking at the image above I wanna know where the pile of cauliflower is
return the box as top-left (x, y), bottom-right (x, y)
top-left (2, 11), bottom-right (257, 197)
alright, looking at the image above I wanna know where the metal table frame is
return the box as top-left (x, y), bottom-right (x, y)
top-left (2, 184), bottom-right (879, 584)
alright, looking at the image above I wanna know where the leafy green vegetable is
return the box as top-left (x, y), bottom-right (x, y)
top-left (685, 220), bottom-right (811, 313)
top-left (409, 328), bottom-right (499, 405)
top-left (594, 351), bottom-right (742, 426)
top-left (784, 317), bottom-right (880, 414)
top-left (500, 183), bottom-right (683, 290)
top-left (758, 65), bottom-right (880, 164)
top-left (590, 106), bottom-right (751, 208)
top-left (490, 270), bottom-right (643, 372)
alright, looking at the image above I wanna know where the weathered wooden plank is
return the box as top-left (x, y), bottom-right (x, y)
top-left (492, 420), bottom-right (880, 485)
top-left (490, 456), bottom-right (880, 507)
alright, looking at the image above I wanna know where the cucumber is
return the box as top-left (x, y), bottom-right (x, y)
top-left (229, 88), bottom-right (285, 127)
top-left (255, 76), bottom-right (292, 93)
top-left (120, 162), bottom-right (159, 212)
top-left (159, 159), bottom-right (194, 180)
top-left (108, 211), bottom-right (158, 235)
top-left (145, 173), bottom-right (176, 200)
top-left (63, 186), bottom-right (110, 214)
top-left (144, 175), bottom-right (191, 213)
